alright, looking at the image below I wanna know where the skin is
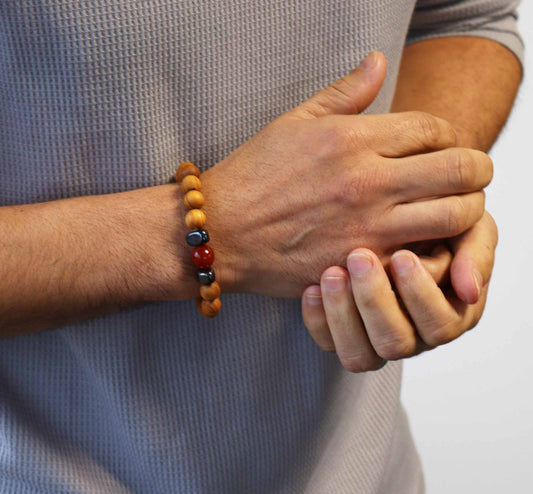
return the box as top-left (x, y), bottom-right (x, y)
top-left (0, 185), bottom-right (201, 336)
top-left (0, 45), bottom-right (497, 339)
top-left (200, 52), bottom-right (490, 297)
top-left (301, 38), bottom-right (522, 372)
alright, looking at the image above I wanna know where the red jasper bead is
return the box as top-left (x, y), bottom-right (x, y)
top-left (191, 245), bottom-right (214, 269)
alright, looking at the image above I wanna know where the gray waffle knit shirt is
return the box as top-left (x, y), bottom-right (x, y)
top-left (0, 1), bottom-right (523, 493)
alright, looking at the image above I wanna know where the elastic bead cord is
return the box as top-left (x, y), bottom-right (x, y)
top-left (175, 162), bottom-right (222, 318)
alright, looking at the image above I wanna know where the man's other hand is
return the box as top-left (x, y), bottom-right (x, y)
top-left (301, 211), bottom-right (498, 372)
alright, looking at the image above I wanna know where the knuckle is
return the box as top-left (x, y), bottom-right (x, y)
top-left (412, 112), bottom-right (441, 147)
top-left (335, 123), bottom-right (365, 154)
top-left (354, 290), bottom-right (381, 311)
top-left (442, 119), bottom-right (458, 146)
top-left (335, 161), bottom-right (385, 208)
top-left (335, 170), bottom-right (363, 206)
top-left (311, 333), bottom-right (336, 353)
top-left (329, 77), bottom-right (354, 102)
top-left (303, 316), bottom-right (337, 353)
top-left (423, 318), bottom-right (460, 347)
top-left (339, 353), bottom-right (381, 373)
top-left (443, 196), bottom-right (466, 236)
top-left (468, 311), bottom-right (483, 331)
top-left (301, 76), bottom-right (362, 118)
top-left (469, 191), bottom-right (486, 225)
top-left (374, 333), bottom-right (416, 360)
top-left (446, 149), bottom-right (474, 190)
top-left (486, 212), bottom-right (499, 246)
top-left (302, 313), bottom-right (322, 334)
top-left (298, 99), bottom-right (327, 119)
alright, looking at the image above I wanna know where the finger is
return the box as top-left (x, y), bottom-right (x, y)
top-left (390, 250), bottom-right (476, 347)
top-left (387, 191), bottom-right (485, 245)
top-left (389, 148), bottom-right (493, 203)
top-left (301, 285), bottom-right (336, 352)
top-left (417, 243), bottom-right (453, 286)
top-left (353, 111), bottom-right (457, 157)
top-left (286, 51), bottom-right (387, 119)
top-left (347, 249), bottom-right (423, 360)
top-left (447, 210), bottom-right (498, 304)
top-left (320, 266), bottom-right (383, 372)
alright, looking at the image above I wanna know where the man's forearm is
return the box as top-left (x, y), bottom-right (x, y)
top-left (0, 185), bottom-right (202, 337)
top-left (391, 36), bottom-right (522, 151)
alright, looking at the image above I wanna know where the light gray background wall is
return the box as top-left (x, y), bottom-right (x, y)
top-left (402, 3), bottom-right (533, 493)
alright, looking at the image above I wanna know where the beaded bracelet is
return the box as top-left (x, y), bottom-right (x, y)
top-left (175, 162), bottom-right (222, 318)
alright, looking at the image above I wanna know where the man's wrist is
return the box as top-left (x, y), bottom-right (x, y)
top-left (197, 166), bottom-right (243, 295)
top-left (150, 175), bottom-right (239, 303)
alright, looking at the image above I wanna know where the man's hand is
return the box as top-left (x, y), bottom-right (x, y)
top-left (202, 52), bottom-right (492, 298)
top-left (300, 211), bottom-right (498, 372)
top-left (298, 36), bottom-right (521, 369)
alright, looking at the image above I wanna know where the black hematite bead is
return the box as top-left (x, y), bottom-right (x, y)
top-left (197, 267), bottom-right (216, 285)
top-left (186, 229), bottom-right (210, 247)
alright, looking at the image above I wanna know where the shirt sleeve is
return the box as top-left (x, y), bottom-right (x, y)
top-left (407, 0), bottom-right (524, 65)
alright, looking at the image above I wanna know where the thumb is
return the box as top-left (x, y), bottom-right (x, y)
top-left (448, 212), bottom-right (498, 305)
top-left (288, 51), bottom-right (387, 119)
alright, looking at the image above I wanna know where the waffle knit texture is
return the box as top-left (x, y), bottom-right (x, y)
top-left (0, 1), bottom-right (523, 493)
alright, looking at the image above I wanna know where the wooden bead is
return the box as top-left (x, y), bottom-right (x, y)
top-left (184, 190), bottom-right (205, 209)
top-left (185, 209), bottom-right (206, 229)
top-left (181, 175), bottom-right (202, 194)
top-left (197, 297), bottom-right (222, 318)
top-left (175, 162), bottom-right (200, 183)
top-left (200, 281), bottom-right (221, 301)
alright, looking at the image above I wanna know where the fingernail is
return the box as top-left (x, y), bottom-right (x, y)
top-left (359, 51), bottom-right (378, 70)
top-left (306, 293), bottom-right (323, 306)
top-left (324, 276), bottom-right (347, 292)
top-left (473, 269), bottom-right (483, 297)
top-left (392, 252), bottom-right (415, 274)
top-left (348, 252), bottom-right (372, 276)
